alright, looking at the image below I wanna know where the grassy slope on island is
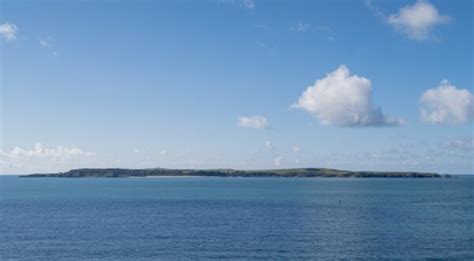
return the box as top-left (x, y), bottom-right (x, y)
top-left (21, 168), bottom-right (446, 178)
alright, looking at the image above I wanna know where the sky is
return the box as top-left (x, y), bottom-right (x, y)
top-left (0, 0), bottom-right (473, 174)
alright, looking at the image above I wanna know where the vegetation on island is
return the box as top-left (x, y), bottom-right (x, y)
top-left (21, 168), bottom-right (450, 178)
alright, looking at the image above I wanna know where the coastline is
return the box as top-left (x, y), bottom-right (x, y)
top-left (21, 168), bottom-right (449, 179)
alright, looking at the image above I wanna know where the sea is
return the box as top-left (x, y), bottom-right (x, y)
top-left (1, 175), bottom-right (473, 260)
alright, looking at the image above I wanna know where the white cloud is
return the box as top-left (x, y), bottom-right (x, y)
top-left (238, 115), bottom-right (269, 129)
top-left (274, 156), bottom-right (282, 167)
top-left (293, 145), bottom-right (301, 153)
top-left (265, 140), bottom-right (272, 150)
top-left (0, 143), bottom-right (95, 173)
top-left (387, 0), bottom-right (450, 40)
top-left (1, 143), bottom-right (95, 160)
top-left (293, 65), bottom-right (401, 127)
top-left (160, 150), bottom-right (168, 156)
top-left (420, 80), bottom-right (473, 124)
top-left (0, 23), bottom-right (18, 41)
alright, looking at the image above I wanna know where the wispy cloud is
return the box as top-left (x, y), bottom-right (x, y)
top-left (1, 143), bottom-right (94, 160)
top-left (306, 138), bottom-right (472, 173)
top-left (364, 0), bottom-right (386, 19)
top-left (0, 22), bottom-right (18, 41)
top-left (293, 145), bottom-right (301, 153)
top-left (39, 39), bottom-right (50, 48)
top-left (292, 65), bottom-right (402, 127)
top-left (254, 24), bottom-right (269, 31)
top-left (0, 143), bottom-right (95, 172)
top-left (243, 0), bottom-right (255, 9)
top-left (273, 156), bottom-right (282, 167)
top-left (256, 41), bottom-right (275, 56)
top-left (440, 137), bottom-right (474, 159)
top-left (39, 37), bottom-right (61, 56)
top-left (265, 140), bottom-right (272, 150)
top-left (238, 115), bottom-right (269, 129)
top-left (218, 0), bottom-right (255, 9)
top-left (290, 22), bottom-right (335, 40)
top-left (290, 21), bottom-right (311, 32)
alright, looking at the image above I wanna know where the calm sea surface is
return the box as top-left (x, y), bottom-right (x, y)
top-left (1, 176), bottom-right (473, 260)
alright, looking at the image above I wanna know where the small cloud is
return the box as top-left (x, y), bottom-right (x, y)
top-left (293, 145), bottom-right (301, 153)
top-left (365, 0), bottom-right (386, 19)
top-left (243, 0), bottom-right (255, 9)
top-left (256, 41), bottom-right (275, 56)
top-left (265, 141), bottom-right (272, 150)
top-left (0, 22), bottom-right (18, 41)
top-left (292, 65), bottom-right (402, 127)
top-left (39, 39), bottom-right (50, 48)
top-left (420, 80), bottom-right (473, 124)
top-left (39, 37), bottom-right (60, 56)
top-left (238, 115), bottom-right (269, 129)
top-left (274, 156), bottom-right (282, 167)
top-left (290, 22), bottom-right (334, 40)
top-left (254, 24), bottom-right (269, 30)
top-left (387, 0), bottom-right (450, 40)
top-left (290, 21), bottom-right (311, 32)
top-left (160, 150), bottom-right (168, 156)
top-left (218, 0), bottom-right (255, 9)
top-left (133, 148), bottom-right (140, 153)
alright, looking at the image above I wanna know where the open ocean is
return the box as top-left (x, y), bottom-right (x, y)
top-left (1, 175), bottom-right (473, 260)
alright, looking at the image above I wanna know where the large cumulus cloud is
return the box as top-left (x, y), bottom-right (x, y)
top-left (293, 65), bottom-right (401, 127)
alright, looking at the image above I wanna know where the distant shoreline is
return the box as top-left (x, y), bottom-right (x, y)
top-left (129, 175), bottom-right (207, 179)
top-left (21, 168), bottom-right (451, 178)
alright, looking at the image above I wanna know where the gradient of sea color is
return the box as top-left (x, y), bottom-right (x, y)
top-left (1, 176), bottom-right (473, 259)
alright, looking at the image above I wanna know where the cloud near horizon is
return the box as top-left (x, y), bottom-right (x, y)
top-left (420, 80), bottom-right (473, 124)
top-left (273, 156), bottom-right (282, 166)
top-left (0, 143), bottom-right (95, 169)
top-left (293, 65), bottom-right (402, 127)
top-left (387, 0), bottom-right (450, 40)
top-left (238, 115), bottom-right (269, 129)
top-left (0, 143), bottom-right (95, 160)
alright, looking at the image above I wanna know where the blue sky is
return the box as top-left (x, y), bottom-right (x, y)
top-left (1, 0), bottom-right (472, 174)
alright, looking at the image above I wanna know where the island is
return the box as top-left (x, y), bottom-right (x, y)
top-left (21, 168), bottom-right (450, 178)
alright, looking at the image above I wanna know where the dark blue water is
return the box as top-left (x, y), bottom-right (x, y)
top-left (1, 176), bottom-right (473, 259)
